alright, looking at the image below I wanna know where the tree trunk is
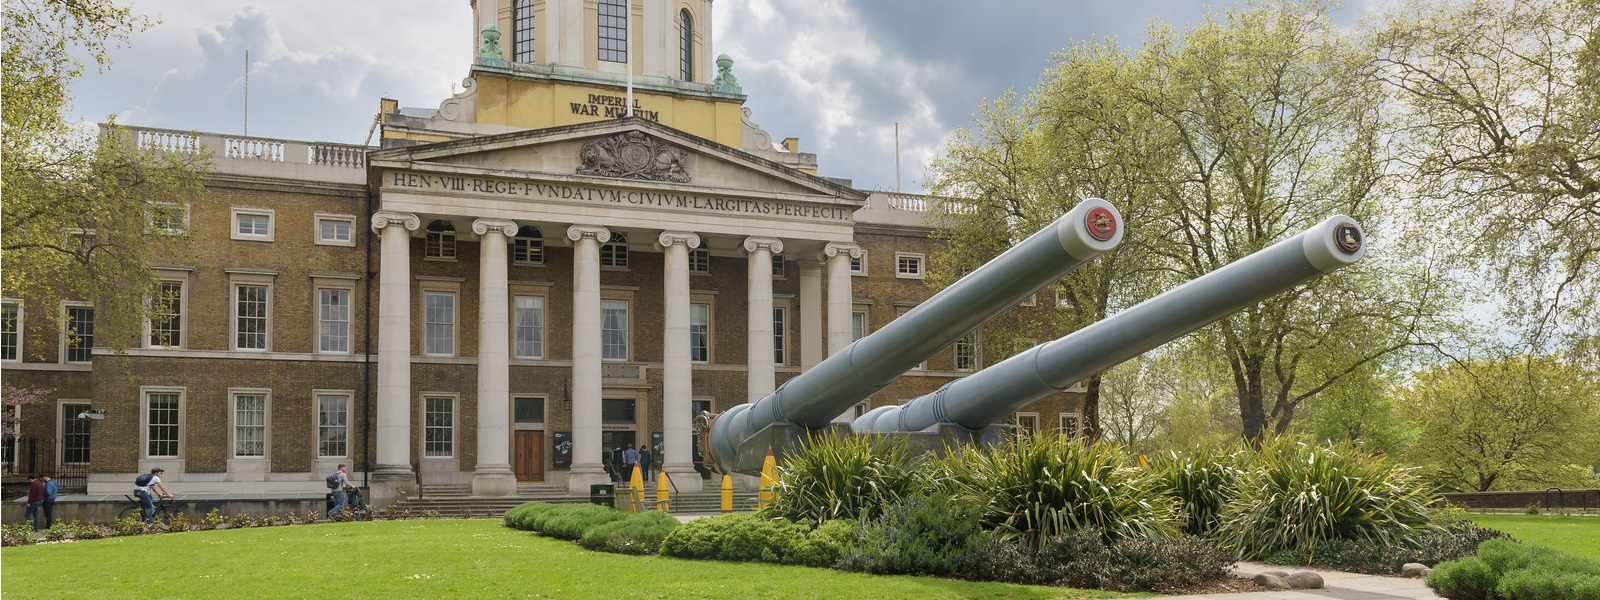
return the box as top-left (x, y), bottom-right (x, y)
top-left (1083, 375), bottom-right (1102, 440)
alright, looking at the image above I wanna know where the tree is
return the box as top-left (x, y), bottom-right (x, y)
top-left (926, 1), bottom-right (1454, 443)
top-left (1, 384), bottom-right (52, 439)
top-left (2, 0), bottom-right (210, 353)
top-left (1128, 1), bottom-right (1451, 441)
top-left (1395, 354), bottom-right (1600, 491)
top-left (1097, 353), bottom-right (1176, 446)
top-left (925, 39), bottom-right (1173, 439)
top-left (1371, 0), bottom-right (1600, 355)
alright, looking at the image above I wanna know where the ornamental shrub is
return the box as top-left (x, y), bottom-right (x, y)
top-left (1, 523), bottom-right (36, 546)
top-left (1064, 534), bottom-right (1236, 592)
top-left (956, 527), bottom-right (1234, 592)
top-left (579, 511), bottom-right (679, 555)
top-left (502, 501), bottom-right (562, 531)
top-left (659, 513), bottom-right (808, 562)
top-left (1149, 445), bottom-right (1245, 536)
top-left (942, 433), bottom-right (1179, 549)
top-left (765, 429), bottom-right (922, 526)
top-left (836, 491), bottom-right (986, 576)
top-left (1428, 539), bottom-right (1600, 600)
top-left (533, 503), bottom-right (629, 540)
top-left (1212, 437), bottom-right (1438, 560)
top-left (784, 519), bottom-right (860, 567)
top-left (1332, 519), bottom-right (1511, 574)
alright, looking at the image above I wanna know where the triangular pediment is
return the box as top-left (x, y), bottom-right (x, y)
top-left (368, 118), bottom-right (865, 203)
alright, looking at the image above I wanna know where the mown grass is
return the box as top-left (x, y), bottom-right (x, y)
top-left (1466, 513), bottom-right (1600, 561)
top-left (1, 519), bottom-right (1144, 599)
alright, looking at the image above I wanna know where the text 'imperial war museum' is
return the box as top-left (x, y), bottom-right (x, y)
top-left (3, 0), bottom-right (1087, 505)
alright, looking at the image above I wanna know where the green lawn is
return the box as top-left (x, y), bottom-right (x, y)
top-left (1467, 513), bottom-right (1600, 560)
top-left (1, 519), bottom-right (1141, 599)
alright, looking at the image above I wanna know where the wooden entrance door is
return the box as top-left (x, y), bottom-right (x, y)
top-left (514, 431), bottom-right (544, 482)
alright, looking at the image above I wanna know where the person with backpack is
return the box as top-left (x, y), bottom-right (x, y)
top-left (42, 474), bottom-right (58, 529)
top-left (133, 468), bottom-right (173, 524)
top-left (326, 464), bottom-right (352, 518)
top-left (637, 447), bottom-right (653, 483)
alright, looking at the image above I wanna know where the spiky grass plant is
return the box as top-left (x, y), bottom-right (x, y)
top-left (1212, 437), bottom-right (1439, 560)
top-left (942, 433), bottom-right (1179, 549)
top-left (764, 429), bottom-right (923, 526)
top-left (1149, 445), bottom-right (1246, 536)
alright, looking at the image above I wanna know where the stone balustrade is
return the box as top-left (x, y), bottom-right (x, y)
top-left (108, 124), bottom-right (370, 182)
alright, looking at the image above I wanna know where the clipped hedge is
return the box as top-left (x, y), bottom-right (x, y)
top-left (580, 511), bottom-right (680, 555)
top-left (503, 501), bottom-right (562, 531)
top-left (785, 519), bottom-right (860, 568)
top-left (658, 513), bottom-right (811, 563)
top-left (1428, 539), bottom-right (1600, 600)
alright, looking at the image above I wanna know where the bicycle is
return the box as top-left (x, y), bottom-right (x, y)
top-left (120, 494), bottom-right (177, 527)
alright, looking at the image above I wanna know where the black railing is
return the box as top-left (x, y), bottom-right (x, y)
top-left (1, 438), bottom-right (89, 492)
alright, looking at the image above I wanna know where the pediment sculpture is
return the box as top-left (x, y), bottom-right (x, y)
top-left (577, 131), bottom-right (693, 183)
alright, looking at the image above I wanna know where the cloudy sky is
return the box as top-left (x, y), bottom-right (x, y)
top-left (70, 1), bottom-right (1373, 193)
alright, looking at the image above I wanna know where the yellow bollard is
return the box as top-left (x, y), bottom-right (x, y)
top-left (757, 449), bottom-right (778, 510)
top-left (628, 459), bottom-right (645, 512)
top-left (657, 472), bottom-right (670, 512)
top-left (720, 475), bottom-right (733, 513)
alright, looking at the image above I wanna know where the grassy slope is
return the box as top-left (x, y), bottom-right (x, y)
top-left (1467, 514), bottom-right (1600, 560)
top-left (1, 519), bottom-right (1140, 599)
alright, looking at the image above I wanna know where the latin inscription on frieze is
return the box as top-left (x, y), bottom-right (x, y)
top-left (388, 172), bottom-right (853, 222)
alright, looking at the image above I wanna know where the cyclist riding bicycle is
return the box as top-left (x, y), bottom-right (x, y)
top-left (134, 467), bottom-right (175, 524)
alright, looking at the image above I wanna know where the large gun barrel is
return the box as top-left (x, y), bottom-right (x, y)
top-left (854, 215), bottom-right (1367, 433)
top-left (704, 199), bottom-right (1125, 473)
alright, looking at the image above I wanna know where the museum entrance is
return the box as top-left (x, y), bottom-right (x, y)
top-left (601, 431), bottom-right (636, 482)
top-left (514, 430), bottom-right (544, 482)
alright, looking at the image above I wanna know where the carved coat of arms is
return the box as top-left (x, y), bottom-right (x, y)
top-left (577, 131), bottom-right (692, 183)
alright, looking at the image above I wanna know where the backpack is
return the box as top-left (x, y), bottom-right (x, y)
top-left (326, 473), bottom-right (341, 490)
top-left (135, 473), bottom-right (154, 487)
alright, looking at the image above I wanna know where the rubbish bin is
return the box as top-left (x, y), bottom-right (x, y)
top-left (325, 492), bottom-right (335, 513)
top-left (590, 483), bottom-right (615, 508)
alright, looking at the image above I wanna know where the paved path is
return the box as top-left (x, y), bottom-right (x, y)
top-left (1163, 561), bottom-right (1442, 600)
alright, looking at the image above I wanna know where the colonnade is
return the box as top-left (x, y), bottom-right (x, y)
top-left (369, 211), bottom-right (862, 497)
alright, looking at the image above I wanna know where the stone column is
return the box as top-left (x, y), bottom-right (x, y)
top-left (658, 231), bottom-right (704, 492)
top-left (370, 211), bottom-right (419, 507)
top-left (744, 237), bottom-right (783, 401)
top-left (566, 224), bottom-right (611, 495)
top-left (824, 242), bottom-right (861, 355)
top-left (799, 260), bottom-right (823, 369)
top-left (472, 219), bottom-right (518, 497)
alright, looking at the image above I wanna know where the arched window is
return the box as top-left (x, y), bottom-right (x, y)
top-left (598, 0), bottom-right (627, 63)
top-left (678, 9), bottom-right (693, 81)
top-left (513, 226), bottom-right (544, 264)
top-left (513, 0), bottom-right (536, 63)
top-left (425, 220), bottom-right (456, 259)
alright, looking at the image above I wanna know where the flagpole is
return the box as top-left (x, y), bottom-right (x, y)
top-left (625, 1), bottom-right (634, 117)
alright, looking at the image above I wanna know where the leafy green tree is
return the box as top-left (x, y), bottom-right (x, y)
top-left (1396, 354), bottom-right (1600, 492)
top-left (928, 2), bottom-right (1456, 443)
top-left (1127, 1), bottom-right (1454, 441)
top-left (925, 39), bottom-right (1173, 439)
top-left (1370, 0), bottom-right (1600, 354)
top-left (2, 0), bottom-right (209, 352)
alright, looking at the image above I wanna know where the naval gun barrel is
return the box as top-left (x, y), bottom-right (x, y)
top-left (705, 199), bottom-right (1124, 473)
top-left (854, 215), bottom-right (1367, 434)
